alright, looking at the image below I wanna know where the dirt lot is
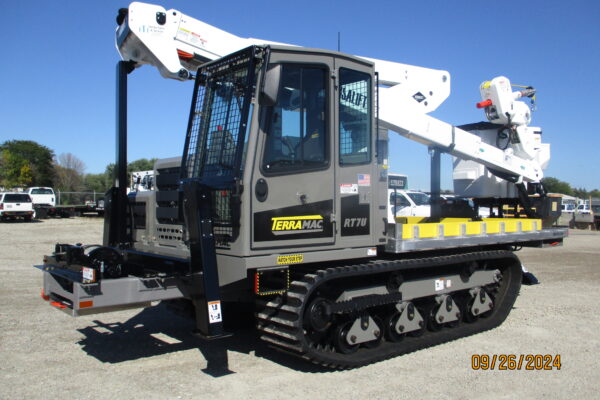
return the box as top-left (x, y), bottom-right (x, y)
top-left (1, 218), bottom-right (598, 399)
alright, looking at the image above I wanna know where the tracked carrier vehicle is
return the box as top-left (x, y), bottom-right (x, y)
top-left (37, 3), bottom-right (567, 368)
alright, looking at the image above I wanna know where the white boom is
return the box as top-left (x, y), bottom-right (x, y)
top-left (116, 1), bottom-right (548, 186)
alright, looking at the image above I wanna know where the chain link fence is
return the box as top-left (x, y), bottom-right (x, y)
top-left (56, 190), bottom-right (105, 206)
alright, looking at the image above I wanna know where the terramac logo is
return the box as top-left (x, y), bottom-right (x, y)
top-left (271, 215), bottom-right (324, 235)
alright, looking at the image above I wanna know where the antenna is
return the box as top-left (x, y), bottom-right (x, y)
top-left (337, 32), bottom-right (340, 52)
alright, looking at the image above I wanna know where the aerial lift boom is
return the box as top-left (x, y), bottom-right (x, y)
top-left (116, 2), bottom-right (546, 184)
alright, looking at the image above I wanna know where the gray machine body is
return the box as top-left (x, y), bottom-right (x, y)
top-left (125, 46), bottom-right (566, 295)
top-left (129, 47), bottom-right (388, 291)
top-left (39, 46), bottom-right (567, 314)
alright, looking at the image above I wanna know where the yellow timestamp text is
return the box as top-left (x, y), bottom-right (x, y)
top-left (471, 354), bottom-right (561, 370)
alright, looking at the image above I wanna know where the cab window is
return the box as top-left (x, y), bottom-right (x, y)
top-left (4, 194), bottom-right (31, 202)
top-left (339, 68), bottom-right (371, 165)
top-left (31, 188), bottom-right (53, 194)
top-left (262, 65), bottom-right (328, 174)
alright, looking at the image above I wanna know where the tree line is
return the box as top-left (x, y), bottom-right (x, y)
top-left (0, 140), bottom-right (156, 202)
top-left (541, 177), bottom-right (600, 199)
top-left (1, 139), bottom-right (598, 202)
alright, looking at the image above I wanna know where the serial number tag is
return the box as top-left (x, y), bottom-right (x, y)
top-left (207, 300), bottom-right (222, 324)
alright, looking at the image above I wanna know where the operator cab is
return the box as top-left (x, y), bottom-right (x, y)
top-left (179, 45), bottom-right (384, 266)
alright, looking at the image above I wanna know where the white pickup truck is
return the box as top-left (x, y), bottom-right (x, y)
top-left (388, 189), bottom-right (431, 221)
top-left (0, 193), bottom-right (34, 221)
top-left (25, 187), bottom-right (56, 207)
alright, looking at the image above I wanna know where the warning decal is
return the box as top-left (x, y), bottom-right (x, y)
top-left (434, 279), bottom-right (445, 291)
top-left (277, 254), bottom-right (304, 265)
top-left (340, 183), bottom-right (358, 194)
top-left (207, 300), bottom-right (222, 324)
top-left (82, 267), bottom-right (95, 282)
top-left (434, 278), bottom-right (452, 291)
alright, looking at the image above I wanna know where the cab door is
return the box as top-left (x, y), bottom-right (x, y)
top-left (251, 53), bottom-right (335, 250)
top-left (333, 58), bottom-right (378, 247)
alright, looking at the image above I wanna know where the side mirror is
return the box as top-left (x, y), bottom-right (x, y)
top-left (260, 64), bottom-right (281, 106)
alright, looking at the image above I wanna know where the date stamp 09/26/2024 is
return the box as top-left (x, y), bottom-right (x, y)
top-left (471, 354), bottom-right (561, 371)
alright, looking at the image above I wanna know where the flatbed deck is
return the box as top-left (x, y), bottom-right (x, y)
top-left (386, 217), bottom-right (568, 253)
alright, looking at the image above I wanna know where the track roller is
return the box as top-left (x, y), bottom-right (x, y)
top-left (385, 301), bottom-right (424, 341)
top-left (428, 295), bottom-right (461, 331)
top-left (335, 314), bottom-right (382, 353)
top-left (466, 287), bottom-right (494, 320)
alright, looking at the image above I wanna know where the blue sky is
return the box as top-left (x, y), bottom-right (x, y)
top-left (2, 1), bottom-right (599, 190)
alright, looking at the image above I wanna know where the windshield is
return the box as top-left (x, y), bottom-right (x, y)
top-left (406, 192), bottom-right (430, 206)
top-left (592, 205), bottom-right (600, 213)
top-left (3, 194), bottom-right (31, 203)
top-left (263, 65), bottom-right (328, 173)
top-left (183, 47), bottom-right (260, 181)
top-left (30, 188), bottom-right (53, 194)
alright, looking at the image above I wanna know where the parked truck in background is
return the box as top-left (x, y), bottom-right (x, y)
top-left (388, 189), bottom-right (431, 220)
top-left (0, 193), bottom-right (34, 221)
top-left (386, 173), bottom-right (431, 220)
top-left (26, 187), bottom-right (56, 207)
top-left (25, 187), bottom-right (104, 218)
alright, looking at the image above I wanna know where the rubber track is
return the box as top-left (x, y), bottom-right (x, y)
top-left (256, 250), bottom-right (522, 369)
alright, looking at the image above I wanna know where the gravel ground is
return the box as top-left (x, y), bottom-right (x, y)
top-left (1, 218), bottom-right (598, 399)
